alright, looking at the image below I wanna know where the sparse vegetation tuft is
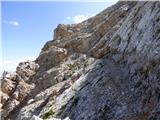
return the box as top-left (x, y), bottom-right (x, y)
top-left (42, 109), bottom-right (55, 119)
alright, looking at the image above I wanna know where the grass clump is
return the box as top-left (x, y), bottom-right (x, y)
top-left (42, 108), bottom-right (55, 119)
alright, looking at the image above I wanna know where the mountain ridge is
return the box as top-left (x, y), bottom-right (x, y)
top-left (1, 1), bottom-right (160, 120)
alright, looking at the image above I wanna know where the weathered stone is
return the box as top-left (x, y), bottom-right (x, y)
top-left (36, 46), bottom-right (68, 72)
top-left (1, 78), bottom-right (16, 94)
top-left (1, 1), bottom-right (160, 120)
top-left (30, 115), bottom-right (43, 120)
top-left (16, 61), bottom-right (39, 81)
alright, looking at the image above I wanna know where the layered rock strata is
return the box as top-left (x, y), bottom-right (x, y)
top-left (1, 1), bottom-right (160, 120)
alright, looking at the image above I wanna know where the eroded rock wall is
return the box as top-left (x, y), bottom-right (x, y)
top-left (1, 1), bottom-right (160, 120)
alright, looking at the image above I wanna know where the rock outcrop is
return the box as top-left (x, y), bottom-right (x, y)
top-left (1, 1), bottom-right (160, 120)
top-left (0, 61), bottom-right (39, 119)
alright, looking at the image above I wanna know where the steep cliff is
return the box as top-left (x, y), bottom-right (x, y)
top-left (1, 1), bottom-right (160, 120)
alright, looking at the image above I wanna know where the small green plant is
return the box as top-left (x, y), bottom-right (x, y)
top-left (67, 64), bottom-right (76, 71)
top-left (42, 109), bottom-right (55, 119)
top-left (149, 116), bottom-right (157, 120)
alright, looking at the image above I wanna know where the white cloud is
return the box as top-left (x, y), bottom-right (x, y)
top-left (72, 15), bottom-right (89, 23)
top-left (4, 20), bottom-right (20, 26)
top-left (65, 14), bottom-right (95, 23)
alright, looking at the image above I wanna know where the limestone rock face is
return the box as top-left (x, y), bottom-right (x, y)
top-left (0, 61), bottom-right (38, 119)
top-left (1, 1), bottom-right (160, 120)
top-left (36, 46), bottom-right (68, 72)
top-left (16, 61), bottom-right (39, 81)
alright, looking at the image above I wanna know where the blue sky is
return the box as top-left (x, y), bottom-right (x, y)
top-left (1, 0), bottom-right (118, 73)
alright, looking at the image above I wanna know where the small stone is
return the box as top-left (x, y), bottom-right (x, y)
top-left (30, 115), bottom-right (43, 120)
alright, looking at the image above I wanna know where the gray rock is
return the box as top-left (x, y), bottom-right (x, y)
top-left (1, 1), bottom-right (160, 120)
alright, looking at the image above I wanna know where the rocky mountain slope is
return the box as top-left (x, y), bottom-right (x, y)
top-left (1, 1), bottom-right (160, 120)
